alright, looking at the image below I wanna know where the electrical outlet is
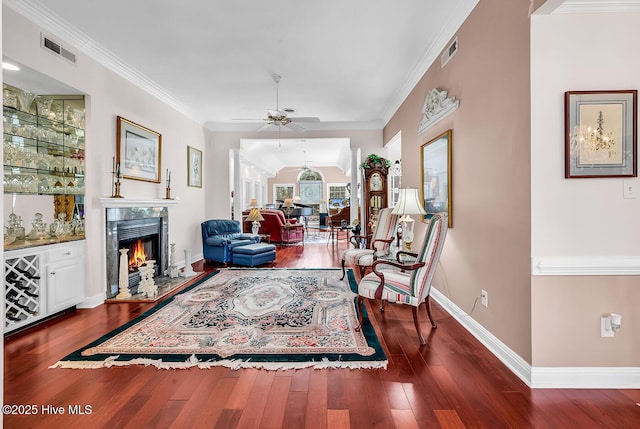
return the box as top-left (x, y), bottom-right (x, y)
top-left (481, 290), bottom-right (488, 308)
top-left (601, 317), bottom-right (615, 337)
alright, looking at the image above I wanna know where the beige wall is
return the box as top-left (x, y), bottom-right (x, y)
top-left (531, 11), bottom-right (640, 366)
top-left (267, 166), bottom-right (350, 204)
top-left (384, 0), bottom-right (533, 362)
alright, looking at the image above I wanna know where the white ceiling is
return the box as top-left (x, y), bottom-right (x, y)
top-left (4, 0), bottom-right (632, 174)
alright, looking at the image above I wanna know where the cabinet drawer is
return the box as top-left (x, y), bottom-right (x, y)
top-left (44, 242), bottom-right (84, 263)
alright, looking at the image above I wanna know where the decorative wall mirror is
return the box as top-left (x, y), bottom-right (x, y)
top-left (420, 129), bottom-right (452, 227)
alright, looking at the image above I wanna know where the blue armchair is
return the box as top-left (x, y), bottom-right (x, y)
top-left (201, 219), bottom-right (259, 265)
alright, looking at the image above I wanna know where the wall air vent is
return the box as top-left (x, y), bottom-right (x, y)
top-left (40, 33), bottom-right (77, 65)
top-left (441, 36), bottom-right (458, 68)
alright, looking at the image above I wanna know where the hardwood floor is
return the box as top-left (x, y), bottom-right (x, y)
top-left (4, 240), bottom-right (640, 428)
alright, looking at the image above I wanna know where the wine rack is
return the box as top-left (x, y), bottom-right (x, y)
top-left (5, 253), bottom-right (41, 330)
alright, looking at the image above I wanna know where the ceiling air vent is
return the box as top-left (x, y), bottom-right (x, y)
top-left (40, 33), bottom-right (77, 65)
top-left (441, 36), bottom-right (458, 68)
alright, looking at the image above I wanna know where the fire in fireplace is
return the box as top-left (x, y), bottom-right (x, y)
top-left (126, 237), bottom-right (156, 273)
top-left (105, 207), bottom-right (169, 299)
top-left (117, 219), bottom-right (162, 292)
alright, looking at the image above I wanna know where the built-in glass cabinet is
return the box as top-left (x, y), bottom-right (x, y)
top-left (3, 83), bottom-right (85, 196)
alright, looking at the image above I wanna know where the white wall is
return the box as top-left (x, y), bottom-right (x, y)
top-left (3, 8), bottom-right (207, 305)
top-left (531, 13), bottom-right (640, 257)
top-left (531, 11), bottom-right (640, 368)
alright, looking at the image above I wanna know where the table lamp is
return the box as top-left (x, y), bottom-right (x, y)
top-left (282, 198), bottom-right (295, 223)
top-left (246, 207), bottom-right (264, 235)
top-left (249, 198), bottom-right (258, 208)
top-left (391, 188), bottom-right (426, 251)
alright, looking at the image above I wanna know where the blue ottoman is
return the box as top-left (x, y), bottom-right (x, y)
top-left (232, 243), bottom-right (276, 267)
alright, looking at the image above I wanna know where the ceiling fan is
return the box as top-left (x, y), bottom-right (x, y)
top-left (235, 75), bottom-right (320, 132)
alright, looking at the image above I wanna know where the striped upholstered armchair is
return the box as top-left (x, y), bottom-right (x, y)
top-left (356, 213), bottom-right (448, 344)
top-left (340, 207), bottom-right (398, 279)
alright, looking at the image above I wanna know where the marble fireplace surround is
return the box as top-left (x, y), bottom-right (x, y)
top-left (101, 198), bottom-right (178, 299)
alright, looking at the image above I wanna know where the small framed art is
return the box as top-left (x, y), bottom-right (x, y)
top-left (565, 90), bottom-right (637, 178)
top-left (187, 146), bottom-right (202, 187)
top-left (116, 116), bottom-right (162, 183)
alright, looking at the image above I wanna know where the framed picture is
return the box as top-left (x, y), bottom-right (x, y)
top-left (565, 90), bottom-right (637, 178)
top-left (274, 184), bottom-right (294, 203)
top-left (187, 146), bottom-right (202, 188)
top-left (421, 129), bottom-right (452, 227)
top-left (116, 116), bottom-right (162, 183)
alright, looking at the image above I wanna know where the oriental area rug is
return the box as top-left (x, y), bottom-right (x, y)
top-left (51, 268), bottom-right (387, 370)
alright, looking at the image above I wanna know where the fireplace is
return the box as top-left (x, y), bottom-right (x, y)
top-left (105, 206), bottom-right (169, 298)
top-left (118, 217), bottom-right (162, 290)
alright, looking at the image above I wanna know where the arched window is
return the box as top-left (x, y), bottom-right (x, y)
top-left (298, 169), bottom-right (323, 214)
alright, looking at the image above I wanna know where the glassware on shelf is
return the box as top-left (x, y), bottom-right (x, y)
top-left (35, 97), bottom-right (53, 119)
top-left (15, 90), bottom-right (37, 114)
top-left (3, 86), bottom-right (18, 109)
top-left (7, 213), bottom-right (25, 241)
top-left (50, 212), bottom-right (66, 237)
top-left (4, 226), bottom-right (16, 246)
top-left (27, 212), bottom-right (48, 240)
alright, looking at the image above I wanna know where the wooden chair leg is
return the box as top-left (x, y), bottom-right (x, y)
top-left (359, 265), bottom-right (367, 278)
top-left (412, 306), bottom-right (426, 345)
top-left (340, 259), bottom-right (347, 280)
top-left (425, 295), bottom-right (437, 329)
top-left (379, 299), bottom-right (386, 313)
top-left (355, 296), bottom-right (364, 332)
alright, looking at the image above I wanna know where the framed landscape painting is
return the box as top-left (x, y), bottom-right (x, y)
top-left (116, 116), bottom-right (162, 183)
top-left (565, 90), bottom-right (637, 178)
top-left (421, 129), bottom-right (452, 227)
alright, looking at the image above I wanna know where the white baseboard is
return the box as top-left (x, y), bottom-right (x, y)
top-left (78, 292), bottom-right (105, 309)
top-left (531, 367), bottom-right (640, 388)
top-left (430, 287), bottom-right (533, 386)
top-left (430, 287), bottom-right (640, 388)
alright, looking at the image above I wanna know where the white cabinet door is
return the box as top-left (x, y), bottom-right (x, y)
top-left (46, 257), bottom-right (84, 314)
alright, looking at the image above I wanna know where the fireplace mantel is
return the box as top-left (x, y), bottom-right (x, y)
top-left (100, 198), bottom-right (179, 209)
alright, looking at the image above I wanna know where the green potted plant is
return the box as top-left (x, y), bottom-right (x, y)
top-left (361, 154), bottom-right (391, 169)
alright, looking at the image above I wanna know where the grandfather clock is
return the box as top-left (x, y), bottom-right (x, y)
top-left (362, 156), bottom-right (389, 236)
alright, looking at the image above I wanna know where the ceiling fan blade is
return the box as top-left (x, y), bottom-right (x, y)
top-left (256, 122), bottom-right (276, 132)
top-left (290, 117), bottom-right (320, 123)
top-left (283, 122), bottom-right (307, 132)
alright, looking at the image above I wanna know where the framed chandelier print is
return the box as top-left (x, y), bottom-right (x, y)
top-left (565, 90), bottom-right (637, 178)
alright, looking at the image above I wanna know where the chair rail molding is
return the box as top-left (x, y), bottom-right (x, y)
top-left (532, 256), bottom-right (640, 276)
top-left (418, 88), bottom-right (460, 135)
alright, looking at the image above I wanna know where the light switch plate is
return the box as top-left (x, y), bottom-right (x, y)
top-left (623, 180), bottom-right (637, 199)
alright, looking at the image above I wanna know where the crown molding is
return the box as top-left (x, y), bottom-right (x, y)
top-left (4, 0), bottom-right (201, 124)
top-left (554, 0), bottom-right (640, 13)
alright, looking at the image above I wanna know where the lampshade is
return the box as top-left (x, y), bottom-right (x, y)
top-left (282, 198), bottom-right (295, 208)
top-left (249, 198), bottom-right (258, 208)
top-left (391, 188), bottom-right (426, 215)
top-left (246, 207), bottom-right (264, 222)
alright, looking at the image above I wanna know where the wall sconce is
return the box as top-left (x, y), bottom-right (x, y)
top-left (601, 313), bottom-right (622, 337)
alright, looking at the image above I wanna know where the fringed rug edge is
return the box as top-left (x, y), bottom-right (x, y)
top-left (49, 353), bottom-right (388, 371)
